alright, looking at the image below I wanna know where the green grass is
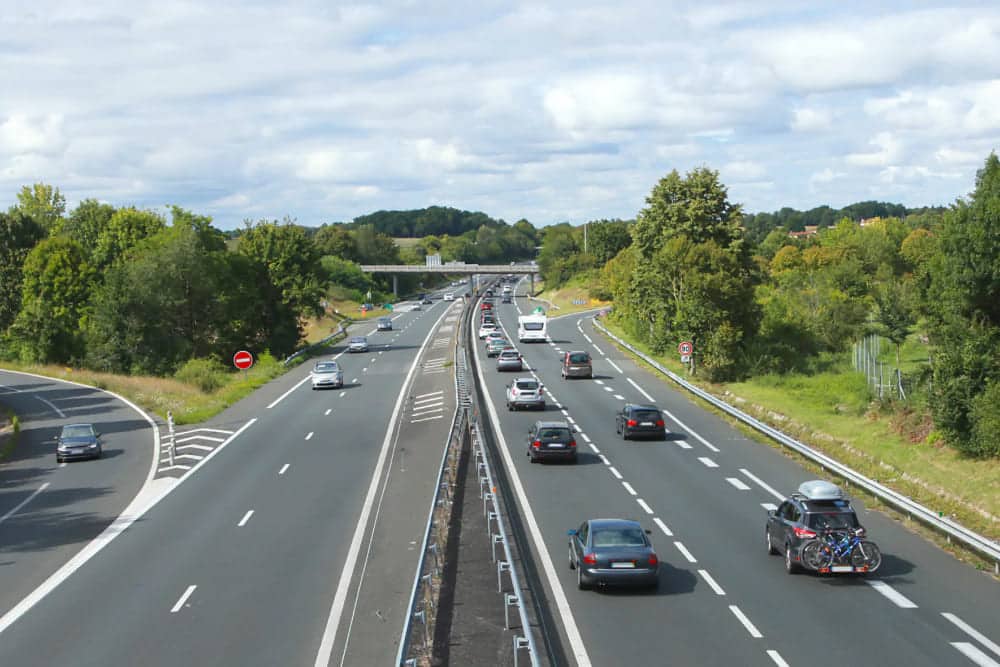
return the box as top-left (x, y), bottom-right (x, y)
top-left (599, 319), bottom-right (1000, 541)
top-left (0, 408), bottom-right (19, 462)
top-left (392, 237), bottom-right (423, 248)
top-left (534, 275), bottom-right (611, 316)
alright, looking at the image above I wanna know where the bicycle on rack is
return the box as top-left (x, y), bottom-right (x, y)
top-left (802, 527), bottom-right (882, 574)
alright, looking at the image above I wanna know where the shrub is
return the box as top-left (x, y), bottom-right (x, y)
top-left (174, 357), bottom-right (228, 393)
top-left (968, 381), bottom-right (1000, 457)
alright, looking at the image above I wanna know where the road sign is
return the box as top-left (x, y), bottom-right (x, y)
top-left (681, 355), bottom-right (691, 363)
top-left (233, 350), bottom-right (253, 370)
top-left (678, 341), bottom-right (693, 356)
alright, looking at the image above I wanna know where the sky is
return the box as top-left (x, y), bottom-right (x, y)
top-left (1, 1), bottom-right (998, 230)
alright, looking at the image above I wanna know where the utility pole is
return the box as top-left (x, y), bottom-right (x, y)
top-left (584, 222), bottom-right (588, 254)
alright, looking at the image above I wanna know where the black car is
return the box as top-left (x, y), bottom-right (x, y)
top-left (568, 519), bottom-right (659, 590)
top-left (765, 480), bottom-right (866, 574)
top-left (615, 404), bottom-right (667, 440)
top-left (55, 423), bottom-right (103, 462)
top-left (527, 420), bottom-right (577, 463)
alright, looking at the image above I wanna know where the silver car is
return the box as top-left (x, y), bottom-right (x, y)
top-left (311, 361), bottom-right (343, 389)
top-left (505, 377), bottom-right (544, 410)
top-left (496, 348), bottom-right (523, 372)
top-left (348, 336), bottom-right (369, 353)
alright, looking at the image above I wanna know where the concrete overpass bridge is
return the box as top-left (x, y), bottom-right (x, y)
top-left (359, 264), bottom-right (537, 295)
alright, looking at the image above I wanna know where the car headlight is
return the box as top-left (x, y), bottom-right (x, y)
top-left (57, 444), bottom-right (68, 451)
top-left (88, 443), bottom-right (98, 448)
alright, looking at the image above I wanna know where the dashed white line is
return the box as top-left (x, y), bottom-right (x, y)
top-left (351, 378), bottom-right (359, 384)
top-left (594, 379), bottom-right (605, 385)
top-left (625, 377), bottom-right (655, 402)
top-left (866, 580), bottom-right (918, 608)
top-left (607, 359), bottom-right (623, 373)
top-left (726, 477), bottom-right (751, 491)
top-left (305, 432), bottom-right (314, 441)
top-left (339, 391), bottom-right (346, 398)
top-left (739, 469), bottom-right (786, 502)
top-left (698, 457), bottom-right (718, 468)
top-left (761, 503), bottom-right (778, 512)
top-left (0, 483), bottom-right (50, 526)
top-left (362, 368), bottom-right (368, 373)
top-left (237, 510), bottom-right (254, 527)
top-left (279, 464), bottom-right (289, 475)
top-left (583, 334), bottom-right (593, 343)
top-left (603, 386), bottom-right (614, 393)
top-left (674, 541), bottom-right (697, 563)
top-left (729, 605), bottom-right (763, 638)
top-left (698, 569), bottom-right (726, 595)
top-left (613, 394), bottom-right (624, 400)
top-left (579, 432), bottom-right (591, 443)
top-left (653, 517), bottom-right (673, 537)
top-left (766, 650), bottom-right (791, 667)
top-left (951, 643), bottom-right (1000, 667)
top-left (609, 466), bottom-right (623, 479)
top-left (942, 613), bottom-right (1000, 659)
top-left (636, 498), bottom-right (654, 514)
top-left (622, 481), bottom-right (637, 495)
top-left (170, 585), bottom-right (197, 613)
top-left (325, 409), bottom-right (332, 416)
top-left (588, 443), bottom-right (600, 453)
top-left (598, 454), bottom-right (610, 465)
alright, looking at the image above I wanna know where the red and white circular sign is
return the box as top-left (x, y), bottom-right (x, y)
top-left (678, 341), bottom-right (693, 356)
top-left (233, 350), bottom-right (254, 370)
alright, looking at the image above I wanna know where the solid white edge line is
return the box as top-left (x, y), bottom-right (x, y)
top-left (237, 510), bottom-right (254, 527)
top-left (767, 650), bottom-right (791, 667)
top-left (739, 469), bottom-right (786, 502)
top-left (170, 585), bottom-right (197, 613)
top-left (312, 303), bottom-right (454, 667)
top-left (0, 482), bottom-right (50, 525)
top-left (636, 498), bottom-right (654, 515)
top-left (657, 406), bottom-right (720, 452)
top-left (866, 580), bottom-right (918, 608)
top-left (625, 377), bottom-right (655, 402)
top-left (951, 643), bottom-right (1000, 667)
top-left (267, 373), bottom-right (312, 409)
top-left (674, 541), bottom-right (697, 563)
top-left (698, 569), bottom-right (726, 595)
top-left (729, 605), bottom-right (763, 638)
top-left (653, 517), bottom-right (673, 537)
top-left (942, 613), bottom-right (1000, 658)
top-left (471, 303), bottom-right (592, 667)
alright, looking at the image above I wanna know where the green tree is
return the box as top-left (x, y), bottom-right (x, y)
top-left (537, 224), bottom-right (579, 286)
top-left (585, 219), bottom-right (632, 264)
top-left (56, 199), bottom-right (116, 256)
top-left (314, 224), bottom-right (359, 261)
top-left (0, 210), bottom-right (46, 331)
top-left (93, 207), bottom-right (166, 269)
top-left (13, 183), bottom-right (66, 231)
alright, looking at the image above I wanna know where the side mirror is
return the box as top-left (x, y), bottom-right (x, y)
top-left (767, 510), bottom-right (776, 518)
top-left (567, 529), bottom-right (577, 536)
top-left (644, 529), bottom-right (652, 535)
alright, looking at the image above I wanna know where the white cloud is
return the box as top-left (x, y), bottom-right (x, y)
top-left (846, 132), bottom-right (903, 167)
top-left (810, 168), bottom-right (845, 185)
top-left (791, 107), bottom-right (833, 132)
top-left (0, 114), bottom-right (65, 154)
top-left (723, 160), bottom-right (766, 181)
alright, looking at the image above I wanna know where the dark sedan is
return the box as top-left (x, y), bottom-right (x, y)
top-left (568, 519), bottom-right (659, 589)
top-left (55, 423), bottom-right (103, 462)
top-left (615, 404), bottom-right (667, 440)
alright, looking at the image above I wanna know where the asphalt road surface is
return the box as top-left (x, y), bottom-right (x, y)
top-left (472, 281), bottom-right (1000, 667)
top-left (0, 293), bottom-right (459, 667)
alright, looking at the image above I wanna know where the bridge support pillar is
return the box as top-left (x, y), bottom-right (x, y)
top-left (392, 274), bottom-right (398, 297)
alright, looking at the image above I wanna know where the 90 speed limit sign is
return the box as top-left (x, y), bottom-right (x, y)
top-left (678, 341), bottom-right (693, 356)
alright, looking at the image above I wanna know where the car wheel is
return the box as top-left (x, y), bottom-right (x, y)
top-left (622, 429), bottom-right (629, 441)
top-left (766, 528), bottom-right (779, 555)
top-left (568, 546), bottom-right (576, 570)
top-left (577, 566), bottom-right (590, 590)
top-left (784, 543), bottom-right (800, 574)
top-left (56, 456), bottom-right (62, 463)
top-left (506, 402), bottom-right (512, 411)
top-left (95, 447), bottom-right (103, 459)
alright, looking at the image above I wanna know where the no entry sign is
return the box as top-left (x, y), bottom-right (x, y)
top-left (233, 350), bottom-right (254, 370)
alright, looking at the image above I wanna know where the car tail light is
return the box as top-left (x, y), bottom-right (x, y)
top-left (626, 419), bottom-right (637, 427)
top-left (568, 440), bottom-right (576, 448)
top-left (532, 440), bottom-right (541, 449)
top-left (648, 553), bottom-right (658, 566)
top-left (793, 526), bottom-right (817, 539)
top-left (656, 419), bottom-right (665, 427)
top-left (582, 553), bottom-right (597, 566)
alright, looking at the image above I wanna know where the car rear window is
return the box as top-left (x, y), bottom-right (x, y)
top-left (523, 322), bottom-right (544, 331)
top-left (632, 410), bottom-right (661, 422)
top-left (568, 353), bottom-right (590, 363)
top-left (500, 351), bottom-right (519, 358)
top-left (515, 380), bottom-right (538, 391)
top-left (806, 512), bottom-right (859, 530)
top-left (537, 428), bottom-right (572, 440)
top-left (592, 528), bottom-right (646, 548)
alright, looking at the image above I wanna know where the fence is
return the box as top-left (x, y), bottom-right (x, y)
top-left (853, 333), bottom-right (907, 400)
top-left (593, 317), bottom-right (1000, 573)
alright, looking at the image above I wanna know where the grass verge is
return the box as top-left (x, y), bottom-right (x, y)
top-left (533, 276), bottom-right (611, 317)
top-left (0, 407), bottom-right (19, 462)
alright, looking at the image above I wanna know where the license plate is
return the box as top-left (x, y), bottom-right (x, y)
top-left (830, 565), bottom-right (854, 573)
top-left (548, 444), bottom-right (564, 448)
top-left (611, 562), bottom-right (634, 569)
top-left (640, 422), bottom-right (653, 426)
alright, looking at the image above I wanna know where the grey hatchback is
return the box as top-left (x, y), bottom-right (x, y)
top-left (56, 423), bottom-right (103, 462)
top-left (568, 519), bottom-right (659, 590)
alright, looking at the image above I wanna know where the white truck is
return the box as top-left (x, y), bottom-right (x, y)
top-left (517, 314), bottom-right (548, 342)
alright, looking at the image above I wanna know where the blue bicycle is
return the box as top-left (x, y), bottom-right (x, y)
top-left (802, 527), bottom-right (882, 573)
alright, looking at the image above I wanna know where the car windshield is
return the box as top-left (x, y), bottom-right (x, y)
top-left (523, 322), bottom-right (544, 330)
top-left (515, 380), bottom-right (538, 391)
top-left (807, 512), bottom-right (859, 530)
top-left (592, 527), bottom-right (646, 548)
top-left (482, 323), bottom-right (495, 329)
top-left (379, 318), bottom-right (390, 323)
top-left (314, 363), bottom-right (338, 372)
top-left (61, 425), bottom-right (94, 438)
top-left (351, 337), bottom-right (365, 343)
top-left (632, 410), bottom-right (660, 421)
top-left (568, 353), bottom-right (589, 363)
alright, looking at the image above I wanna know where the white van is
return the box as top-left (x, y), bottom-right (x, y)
top-left (517, 314), bottom-right (548, 342)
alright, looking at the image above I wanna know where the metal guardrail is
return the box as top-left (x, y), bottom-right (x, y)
top-left (592, 317), bottom-right (1000, 573)
top-left (281, 323), bottom-right (348, 366)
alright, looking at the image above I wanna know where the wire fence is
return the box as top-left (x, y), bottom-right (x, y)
top-left (853, 334), bottom-right (907, 401)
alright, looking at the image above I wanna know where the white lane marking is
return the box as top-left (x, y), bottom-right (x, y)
top-left (379, 351), bottom-right (383, 355)
top-left (767, 650), bottom-right (791, 667)
top-left (594, 379), bottom-right (605, 385)
top-left (370, 357), bottom-right (376, 363)
top-left (413, 399), bottom-right (444, 408)
top-left (675, 440), bottom-right (692, 449)
top-left (739, 469), bottom-right (786, 502)
top-left (636, 498), bottom-right (654, 515)
top-left (59, 462), bottom-right (66, 468)
top-left (566, 416), bottom-right (576, 425)
top-left (279, 464), bottom-right (289, 475)
top-left (943, 613), bottom-right (1000, 659)
top-left (613, 394), bottom-right (624, 400)
top-left (175, 454), bottom-right (203, 462)
top-left (674, 541), bottom-right (697, 563)
top-left (698, 457), bottom-right (718, 468)
top-left (171, 585), bottom-right (197, 613)
top-left (626, 377), bottom-right (655, 402)
top-left (608, 466), bottom-right (623, 479)
top-left (653, 517), bottom-right (673, 537)
top-left (176, 434), bottom-right (226, 444)
top-left (362, 368), bottom-right (367, 373)
top-left (352, 378), bottom-right (359, 384)
top-left (607, 359), bottom-right (623, 373)
top-left (174, 427), bottom-right (234, 436)
top-left (554, 402), bottom-right (564, 409)
top-left (560, 408), bottom-right (569, 415)
top-left (313, 303), bottom-right (454, 667)
top-left (726, 477), bottom-right (750, 491)
top-left (0, 483), bottom-right (51, 525)
top-left (339, 391), bottom-right (346, 398)
top-left (175, 444), bottom-right (213, 452)
top-left (237, 510), bottom-right (254, 527)
top-left (579, 433), bottom-right (591, 443)
top-left (593, 345), bottom-right (606, 356)
top-left (866, 580), bottom-right (918, 608)
top-left (761, 503), bottom-right (778, 512)
top-left (603, 386), bottom-right (613, 392)
top-left (588, 443), bottom-right (600, 453)
top-left (622, 481), bottom-right (637, 496)
top-left (412, 408), bottom-right (445, 417)
top-left (598, 454), bottom-right (610, 465)
top-left (325, 409), bottom-right (332, 416)
top-left (698, 569), bottom-right (726, 595)
top-left (471, 308), bottom-right (592, 667)
top-left (583, 334), bottom-right (593, 343)
top-left (267, 374), bottom-right (312, 409)
top-left (33, 394), bottom-right (65, 417)
top-left (658, 407), bottom-right (720, 452)
top-left (305, 432), bottom-right (313, 441)
top-left (729, 605), bottom-right (763, 638)
top-left (415, 390), bottom-right (444, 399)
top-left (952, 643), bottom-right (1000, 667)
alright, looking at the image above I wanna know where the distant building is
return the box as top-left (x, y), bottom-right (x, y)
top-left (859, 217), bottom-right (881, 227)
top-left (788, 225), bottom-right (819, 239)
top-left (426, 254), bottom-right (442, 267)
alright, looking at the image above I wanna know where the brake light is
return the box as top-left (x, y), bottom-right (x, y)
top-left (627, 419), bottom-right (637, 427)
top-left (583, 553), bottom-right (597, 566)
top-left (532, 440), bottom-right (541, 449)
top-left (648, 553), bottom-right (658, 566)
top-left (568, 440), bottom-right (576, 448)
top-left (793, 526), bottom-right (817, 539)
top-left (656, 419), bottom-right (665, 427)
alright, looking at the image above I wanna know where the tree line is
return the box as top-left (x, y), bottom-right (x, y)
top-left (537, 154), bottom-right (1000, 458)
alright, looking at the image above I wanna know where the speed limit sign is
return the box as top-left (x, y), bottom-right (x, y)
top-left (678, 341), bottom-right (693, 356)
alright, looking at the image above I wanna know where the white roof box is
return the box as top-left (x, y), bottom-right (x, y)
top-left (797, 480), bottom-right (845, 501)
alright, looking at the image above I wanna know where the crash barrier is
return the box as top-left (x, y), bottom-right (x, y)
top-left (592, 317), bottom-right (1000, 573)
top-left (281, 323), bottom-right (348, 366)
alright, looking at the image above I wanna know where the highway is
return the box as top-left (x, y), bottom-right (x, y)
top-left (0, 294), bottom-right (461, 667)
top-left (472, 281), bottom-right (1000, 667)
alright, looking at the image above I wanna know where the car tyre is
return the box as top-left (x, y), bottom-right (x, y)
top-left (577, 566), bottom-right (590, 590)
top-left (568, 546), bottom-right (576, 570)
top-left (766, 528), bottom-right (779, 555)
top-left (784, 543), bottom-right (800, 574)
top-left (622, 429), bottom-right (629, 441)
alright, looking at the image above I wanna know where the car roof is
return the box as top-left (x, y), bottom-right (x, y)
top-left (533, 420), bottom-right (570, 429)
top-left (566, 350), bottom-right (590, 355)
top-left (586, 518), bottom-right (643, 530)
